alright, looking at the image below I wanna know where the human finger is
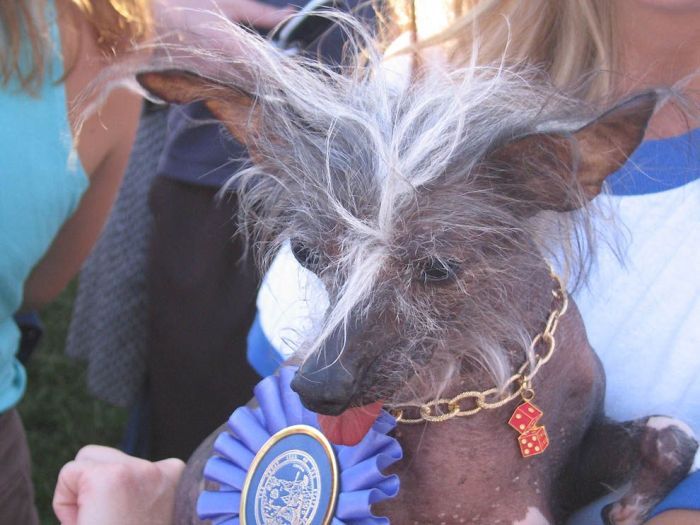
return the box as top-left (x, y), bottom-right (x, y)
top-left (74, 444), bottom-right (130, 464)
top-left (155, 457), bottom-right (187, 480)
top-left (52, 461), bottom-right (82, 525)
top-left (217, 0), bottom-right (295, 29)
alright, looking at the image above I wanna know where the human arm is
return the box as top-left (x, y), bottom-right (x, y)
top-left (53, 445), bottom-right (185, 525)
top-left (152, 0), bottom-right (294, 33)
top-left (645, 511), bottom-right (700, 524)
top-left (20, 89), bottom-right (140, 310)
top-left (21, 0), bottom-right (141, 310)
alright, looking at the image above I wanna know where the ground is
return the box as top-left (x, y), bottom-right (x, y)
top-left (17, 282), bottom-right (128, 524)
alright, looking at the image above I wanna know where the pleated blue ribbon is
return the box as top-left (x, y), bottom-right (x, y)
top-left (197, 366), bottom-right (402, 525)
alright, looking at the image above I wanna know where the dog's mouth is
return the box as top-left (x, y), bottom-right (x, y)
top-left (292, 368), bottom-right (390, 446)
top-left (313, 368), bottom-right (410, 446)
top-left (317, 400), bottom-right (385, 446)
top-left (304, 381), bottom-right (388, 447)
top-left (293, 345), bottom-right (418, 446)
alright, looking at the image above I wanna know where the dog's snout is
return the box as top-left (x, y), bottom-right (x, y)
top-left (290, 315), bottom-right (376, 414)
top-left (290, 367), bottom-right (356, 415)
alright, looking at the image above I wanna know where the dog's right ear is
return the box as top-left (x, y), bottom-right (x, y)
top-left (137, 70), bottom-right (261, 150)
top-left (486, 91), bottom-right (658, 213)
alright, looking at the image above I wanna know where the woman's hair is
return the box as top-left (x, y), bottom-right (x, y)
top-left (387, 0), bottom-right (618, 101)
top-left (0, 0), bottom-right (150, 93)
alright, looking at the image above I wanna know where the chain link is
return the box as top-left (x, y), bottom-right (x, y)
top-left (390, 271), bottom-right (568, 425)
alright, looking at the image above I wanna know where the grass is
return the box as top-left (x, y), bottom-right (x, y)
top-left (17, 282), bottom-right (129, 524)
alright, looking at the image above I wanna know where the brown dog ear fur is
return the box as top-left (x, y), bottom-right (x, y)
top-left (489, 91), bottom-right (658, 212)
top-left (569, 91), bottom-right (658, 198)
top-left (136, 70), bottom-right (259, 148)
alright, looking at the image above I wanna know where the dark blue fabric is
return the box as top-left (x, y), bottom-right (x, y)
top-left (156, 102), bottom-right (247, 187)
top-left (650, 470), bottom-right (700, 518)
top-left (607, 127), bottom-right (700, 196)
top-left (156, 0), bottom-right (373, 188)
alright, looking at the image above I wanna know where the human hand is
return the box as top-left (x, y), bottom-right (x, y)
top-left (153, 0), bottom-right (295, 33)
top-left (53, 445), bottom-right (185, 525)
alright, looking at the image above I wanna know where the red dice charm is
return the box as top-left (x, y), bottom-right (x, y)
top-left (508, 400), bottom-right (549, 458)
top-left (517, 425), bottom-right (549, 457)
top-left (508, 401), bottom-right (543, 433)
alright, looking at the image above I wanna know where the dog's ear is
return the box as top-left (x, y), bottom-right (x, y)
top-left (488, 91), bottom-right (658, 212)
top-left (137, 70), bottom-right (260, 151)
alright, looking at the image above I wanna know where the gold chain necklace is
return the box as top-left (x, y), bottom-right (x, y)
top-left (387, 270), bottom-right (569, 457)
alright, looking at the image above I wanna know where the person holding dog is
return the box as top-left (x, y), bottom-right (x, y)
top-left (395, 1), bottom-right (700, 523)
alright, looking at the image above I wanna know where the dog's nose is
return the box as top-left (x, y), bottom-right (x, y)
top-left (290, 365), bottom-right (356, 415)
top-left (291, 316), bottom-right (371, 414)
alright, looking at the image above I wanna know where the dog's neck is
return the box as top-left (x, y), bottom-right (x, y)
top-left (382, 262), bottom-right (573, 521)
top-left (378, 286), bottom-right (597, 525)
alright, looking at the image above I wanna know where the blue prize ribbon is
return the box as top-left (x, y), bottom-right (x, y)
top-left (197, 366), bottom-right (402, 525)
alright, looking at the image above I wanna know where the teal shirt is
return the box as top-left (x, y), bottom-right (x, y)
top-left (0, 0), bottom-right (88, 412)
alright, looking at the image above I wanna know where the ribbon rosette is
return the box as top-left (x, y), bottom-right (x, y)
top-left (197, 367), bottom-right (402, 525)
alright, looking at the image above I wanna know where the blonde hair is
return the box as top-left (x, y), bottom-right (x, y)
top-left (0, 0), bottom-right (150, 93)
top-left (389, 0), bottom-right (618, 101)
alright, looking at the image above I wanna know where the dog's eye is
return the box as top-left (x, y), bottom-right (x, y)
top-left (291, 239), bottom-right (321, 272)
top-left (419, 257), bottom-right (459, 284)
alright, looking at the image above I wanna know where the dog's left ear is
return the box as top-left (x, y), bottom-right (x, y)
top-left (137, 70), bottom-right (260, 152)
top-left (488, 91), bottom-right (658, 212)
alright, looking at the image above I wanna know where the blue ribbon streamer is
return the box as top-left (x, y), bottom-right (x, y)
top-left (197, 366), bottom-right (402, 524)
